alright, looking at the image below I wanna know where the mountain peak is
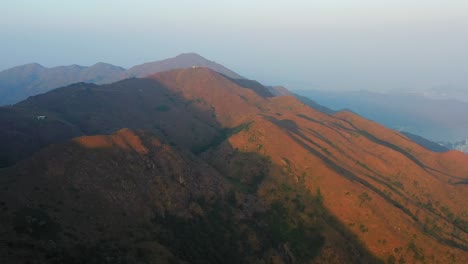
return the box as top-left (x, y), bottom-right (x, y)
top-left (149, 67), bottom-right (273, 100)
top-left (127, 53), bottom-right (244, 79)
top-left (25, 62), bottom-right (45, 68)
top-left (9, 62), bottom-right (46, 71)
top-left (164, 65), bottom-right (218, 74)
top-left (91, 62), bottom-right (114, 67)
top-left (89, 62), bottom-right (126, 71)
top-left (175, 52), bottom-right (205, 59)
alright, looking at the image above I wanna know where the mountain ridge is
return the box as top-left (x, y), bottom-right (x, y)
top-left (1, 67), bottom-right (467, 263)
top-left (0, 53), bottom-right (243, 106)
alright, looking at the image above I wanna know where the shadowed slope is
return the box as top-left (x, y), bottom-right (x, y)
top-left (0, 107), bottom-right (83, 168)
top-left (0, 128), bottom-right (383, 263)
top-left (1, 68), bottom-right (262, 167)
top-left (0, 129), bottom-right (228, 263)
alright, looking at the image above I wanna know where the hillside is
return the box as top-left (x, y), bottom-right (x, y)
top-left (0, 68), bottom-right (467, 263)
top-left (0, 128), bottom-right (382, 263)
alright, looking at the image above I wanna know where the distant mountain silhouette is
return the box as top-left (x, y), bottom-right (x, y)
top-left (0, 63), bottom-right (125, 105)
top-left (1, 68), bottom-right (467, 263)
top-left (295, 89), bottom-right (468, 142)
top-left (401, 131), bottom-right (449, 152)
top-left (0, 53), bottom-right (243, 105)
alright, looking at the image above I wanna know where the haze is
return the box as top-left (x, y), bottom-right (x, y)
top-left (2, 0), bottom-right (468, 92)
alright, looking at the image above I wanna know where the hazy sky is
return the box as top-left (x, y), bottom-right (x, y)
top-left (2, 0), bottom-right (468, 91)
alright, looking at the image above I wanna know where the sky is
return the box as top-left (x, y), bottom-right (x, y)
top-left (2, 0), bottom-right (468, 92)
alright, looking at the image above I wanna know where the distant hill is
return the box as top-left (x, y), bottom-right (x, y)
top-left (295, 89), bottom-right (468, 142)
top-left (0, 63), bottom-right (125, 105)
top-left (0, 53), bottom-right (243, 106)
top-left (400, 131), bottom-right (449, 153)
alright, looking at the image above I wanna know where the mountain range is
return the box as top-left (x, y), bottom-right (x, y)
top-left (1, 64), bottom-right (467, 263)
top-left (0, 53), bottom-right (242, 106)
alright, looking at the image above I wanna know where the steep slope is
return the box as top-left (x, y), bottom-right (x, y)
top-left (0, 68), bottom-right (266, 166)
top-left (144, 69), bottom-right (468, 262)
top-left (11, 68), bottom-right (259, 153)
top-left (0, 53), bottom-right (243, 106)
top-left (0, 128), bottom-right (381, 263)
top-left (0, 129), bottom-right (229, 263)
top-left (203, 95), bottom-right (468, 263)
top-left (0, 68), bottom-right (467, 263)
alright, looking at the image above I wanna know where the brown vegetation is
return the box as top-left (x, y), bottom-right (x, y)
top-left (0, 67), bottom-right (467, 263)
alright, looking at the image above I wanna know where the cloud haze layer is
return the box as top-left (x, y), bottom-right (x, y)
top-left (2, 0), bottom-right (468, 92)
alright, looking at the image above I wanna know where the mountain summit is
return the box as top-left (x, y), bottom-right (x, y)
top-left (126, 53), bottom-right (244, 80)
